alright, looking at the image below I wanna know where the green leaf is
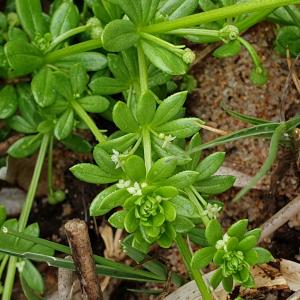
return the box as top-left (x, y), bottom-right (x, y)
top-left (124, 155), bottom-right (146, 181)
top-left (250, 67), bottom-right (268, 86)
top-left (8, 135), bottom-right (42, 158)
top-left (169, 195), bottom-right (199, 218)
top-left (77, 96), bottom-right (109, 113)
top-left (165, 171), bottom-right (199, 188)
top-left (222, 275), bottom-right (234, 292)
top-left (108, 53), bottom-right (131, 83)
top-left (102, 20), bottom-right (139, 52)
top-left (100, 133), bottom-right (139, 153)
top-left (93, 145), bottom-right (122, 176)
top-left (52, 71), bottom-right (73, 100)
top-left (238, 235), bottom-right (257, 252)
top-left (54, 52), bottom-right (107, 71)
top-left (0, 205), bottom-right (6, 227)
top-left (205, 219), bottom-right (222, 246)
top-left (187, 228), bottom-right (209, 247)
top-left (244, 228), bottom-right (262, 241)
top-left (275, 26), bottom-right (300, 57)
top-left (157, 224), bottom-right (176, 248)
top-left (20, 275), bottom-right (43, 300)
top-left (31, 67), bottom-right (57, 107)
top-left (70, 63), bottom-right (88, 96)
top-left (191, 247), bottom-right (216, 269)
top-left (61, 134), bottom-right (92, 153)
top-left (54, 109), bottom-right (74, 140)
top-left (226, 237), bottom-right (239, 251)
top-left (172, 216), bottom-right (194, 233)
top-left (16, 0), bottom-right (48, 39)
top-left (152, 135), bottom-right (191, 166)
top-left (159, 0), bottom-right (198, 20)
top-left (125, 208), bottom-right (139, 233)
top-left (141, 39), bottom-right (187, 75)
top-left (4, 40), bottom-right (44, 76)
top-left (162, 201), bottom-right (176, 222)
top-left (90, 188), bottom-right (129, 216)
top-left (213, 40), bottom-right (241, 58)
top-left (70, 163), bottom-right (119, 184)
top-left (244, 249), bottom-right (258, 265)
top-left (213, 249), bottom-right (225, 265)
top-left (147, 157), bottom-right (177, 183)
top-left (0, 86), bottom-right (18, 119)
top-left (189, 123), bottom-right (280, 153)
top-left (156, 118), bottom-right (201, 138)
top-left (196, 152), bottom-right (225, 181)
top-left (20, 259), bottom-right (44, 293)
top-left (118, 0), bottom-right (160, 25)
top-left (50, 0), bottom-right (79, 38)
top-left (136, 90), bottom-right (157, 125)
top-left (254, 247), bottom-right (274, 264)
top-left (113, 101), bottom-right (139, 133)
top-left (210, 268), bottom-right (223, 289)
top-left (152, 91), bottom-right (187, 126)
top-left (155, 186), bottom-right (178, 198)
top-left (7, 116), bottom-right (37, 133)
top-left (109, 210), bottom-right (127, 229)
top-left (195, 175), bottom-right (235, 195)
top-left (89, 77), bottom-right (129, 95)
top-left (227, 219), bottom-right (248, 239)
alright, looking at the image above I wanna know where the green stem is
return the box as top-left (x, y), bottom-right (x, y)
top-left (0, 255), bottom-right (8, 279)
top-left (137, 44), bottom-right (148, 95)
top-left (167, 28), bottom-right (221, 38)
top-left (2, 134), bottom-right (50, 300)
top-left (71, 100), bottom-right (106, 143)
top-left (47, 135), bottom-right (55, 204)
top-left (46, 25), bottom-right (90, 53)
top-left (233, 122), bottom-right (287, 202)
top-left (2, 257), bottom-right (17, 300)
top-left (238, 37), bottom-right (262, 69)
top-left (186, 188), bottom-right (209, 226)
top-left (18, 134), bottom-right (50, 230)
top-left (142, 128), bottom-right (152, 173)
top-left (142, 0), bottom-right (300, 33)
top-left (175, 235), bottom-right (212, 300)
top-left (45, 39), bottom-right (102, 63)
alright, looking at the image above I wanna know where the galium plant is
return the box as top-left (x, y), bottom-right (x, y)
top-left (1, 0), bottom-right (300, 299)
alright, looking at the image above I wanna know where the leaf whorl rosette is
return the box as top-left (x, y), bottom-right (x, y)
top-left (191, 219), bottom-right (274, 292)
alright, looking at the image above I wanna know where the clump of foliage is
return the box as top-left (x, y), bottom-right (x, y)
top-left (0, 1), bottom-right (300, 300)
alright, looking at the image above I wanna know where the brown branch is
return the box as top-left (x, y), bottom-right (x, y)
top-left (259, 195), bottom-right (300, 242)
top-left (64, 219), bottom-right (103, 300)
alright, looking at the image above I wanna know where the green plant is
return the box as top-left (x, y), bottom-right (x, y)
top-left (0, 0), bottom-right (300, 299)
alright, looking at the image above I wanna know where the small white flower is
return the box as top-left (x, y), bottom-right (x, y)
top-left (127, 182), bottom-right (142, 196)
top-left (203, 203), bottom-right (222, 219)
top-left (116, 179), bottom-right (131, 189)
top-left (159, 133), bottom-right (176, 148)
top-left (216, 233), bottom-right (230, 250)
top-left (111, 149), bottom-right (122, 169)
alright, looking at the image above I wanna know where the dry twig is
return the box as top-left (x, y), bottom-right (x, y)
top-left (64, 219), bottom-right (103, 300)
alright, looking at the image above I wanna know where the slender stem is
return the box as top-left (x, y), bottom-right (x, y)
top-left (2, 257), bottom-right (17, 300)
top-left (47, 135), bottom-right (55, 204)
top-left (18, 134), bottom-right (50, 230)
top-left (186, 188), bottom-right (209, 226)
top-left (71, 100), bottom-right (106, 143)
top-left (46, 25), bottom-right (90, 53)
top-left (142, 0), bottom-right (300, 33)
top-left (0, 255), bottom-right (9, 279)
top-left (142, 128), bottom-right (152, 173)
top-left (175, 235), bottom-right (212, 300)
top-left (2, 134), bottom-right (50, 300)
top-left (190, 186), bottom-right (208, 207)
top-left (45, 39), bottom-right (102, 63)
top-left (238, 37), bottom-right (262, 69)
top-left (137, 44), bottom-right (148, 95)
